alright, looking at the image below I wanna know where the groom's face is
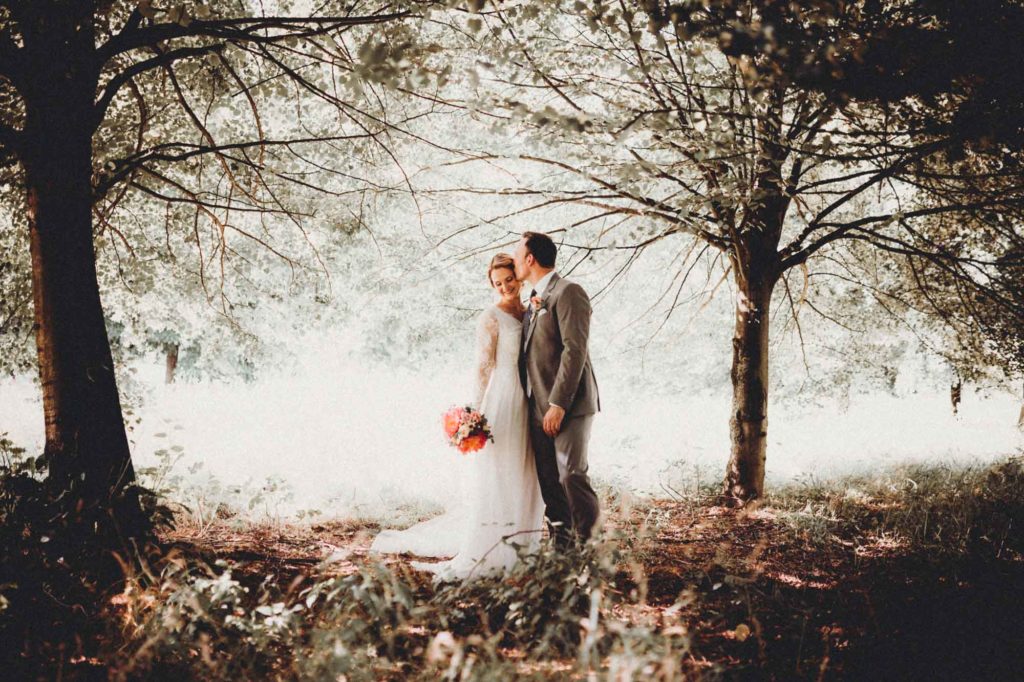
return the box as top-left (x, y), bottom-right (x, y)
top-left (513, 238), bottom-right (530, 281)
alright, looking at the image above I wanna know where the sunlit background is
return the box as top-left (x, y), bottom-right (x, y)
top-left (3, 178), bottom-right (1020, 519)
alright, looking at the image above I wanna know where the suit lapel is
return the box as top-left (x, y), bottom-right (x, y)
top-left (523, 307), bottom-right (538, 350)
top-left (524, 273), bottom-right (560, 351)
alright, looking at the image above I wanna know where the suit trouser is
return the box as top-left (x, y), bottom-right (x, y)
top-left (528, 399), bottom-right (600, 544)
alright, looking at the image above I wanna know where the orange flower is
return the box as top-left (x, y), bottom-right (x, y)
top-left (458, 433), bottom-right (488, 454)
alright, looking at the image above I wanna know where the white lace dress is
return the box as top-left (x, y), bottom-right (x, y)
top-left (369, 305), bottom-right (545, 581)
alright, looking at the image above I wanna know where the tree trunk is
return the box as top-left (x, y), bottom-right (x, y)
top-left (165, 343), bottom-right (179, 384)
top-left (721, 86), bottom-right (788, 504)
top-left (723, 271), bottom-right (776, 503)
top-left (20, 9), bottom-right (139, 516)
top-left (1018, 380), bottom-right (1024, 429)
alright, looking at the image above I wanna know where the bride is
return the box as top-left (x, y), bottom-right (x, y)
top-left (369, 253), bottom-right (545, 581)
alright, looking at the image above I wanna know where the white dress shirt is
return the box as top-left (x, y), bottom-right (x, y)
top-left (533, 270), bottom-right (556, 298)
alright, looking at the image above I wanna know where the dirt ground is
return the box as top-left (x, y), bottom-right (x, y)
top-left (163, 499), bottom-right (1024, 680)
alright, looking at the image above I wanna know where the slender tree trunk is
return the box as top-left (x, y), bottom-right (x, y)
top-left (721, 86), bottom-right (788, 504)
top-left (165, 343), bottom-right (179, 384)
top-left (1018, 380), bottom-right (1024, 429)
top-left (20, 8), bottom-right (139, 516)
top-left (724, 271), bottom-right (775, 502)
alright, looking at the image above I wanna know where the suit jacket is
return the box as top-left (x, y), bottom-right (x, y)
top-left (519, 273), bottom-right (601, 418)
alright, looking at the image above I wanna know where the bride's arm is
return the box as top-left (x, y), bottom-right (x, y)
top-left (472, 309), bottom-right (499, 410)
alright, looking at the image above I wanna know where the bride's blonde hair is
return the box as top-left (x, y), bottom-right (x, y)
top-left (488, 253), bottom-right (516, 286)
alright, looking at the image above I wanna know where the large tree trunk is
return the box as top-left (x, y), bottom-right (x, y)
top-left (20, 8), bottom-right (139, 517)
top-left (724, 273), bottom-right (775, 503)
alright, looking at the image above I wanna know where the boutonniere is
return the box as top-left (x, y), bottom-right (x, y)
top-left (530, 296), bottom-right (548, 316)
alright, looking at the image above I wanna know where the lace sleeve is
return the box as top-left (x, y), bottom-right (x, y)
top-left (472, 308), bottom-right (499, 409)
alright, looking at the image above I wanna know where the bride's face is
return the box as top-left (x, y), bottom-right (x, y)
top-left (491, 267), bottom-right (521, 301)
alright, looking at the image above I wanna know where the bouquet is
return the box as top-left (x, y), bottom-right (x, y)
top-left (442, 405), bottom-right (494, 454)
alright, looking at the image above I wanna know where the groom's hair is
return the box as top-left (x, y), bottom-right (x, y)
top-left (523, 231), bottom-right (557, 268)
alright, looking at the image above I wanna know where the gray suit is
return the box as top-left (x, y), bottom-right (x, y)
top-left (519, 272), bottom-right (601, 544)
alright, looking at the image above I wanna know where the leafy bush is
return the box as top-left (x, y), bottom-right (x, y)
top-left (0, 432), bottom-right (171, 678)
top-left (110, 526), bottom-right (695, 680)
top-left (431, 538), bottom-right (617, 658)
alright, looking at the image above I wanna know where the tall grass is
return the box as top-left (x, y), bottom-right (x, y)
top-left (770, 456), bottom-right (1024, 558)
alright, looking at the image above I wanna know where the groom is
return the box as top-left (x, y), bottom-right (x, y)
top-left (514, 231), bottom-right (601, 546)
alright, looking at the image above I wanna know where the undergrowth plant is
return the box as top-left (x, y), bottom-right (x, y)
top-left (111, 526), bottom-right (694, 681)
top-left (771, 456), bottom-right (1024, 558)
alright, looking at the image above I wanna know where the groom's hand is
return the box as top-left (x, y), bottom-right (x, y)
top-left (543, 404), bottom-right (566, 436)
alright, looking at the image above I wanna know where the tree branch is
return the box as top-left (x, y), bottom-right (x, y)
top-left (97, 13), bottom-right (410, 64)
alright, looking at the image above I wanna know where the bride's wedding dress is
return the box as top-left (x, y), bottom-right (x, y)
top-left (369, 305), bottom-right (545, 581)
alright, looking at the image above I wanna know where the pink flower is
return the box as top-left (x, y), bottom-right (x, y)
top-left (442, 407), bottom-right (465, 438)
